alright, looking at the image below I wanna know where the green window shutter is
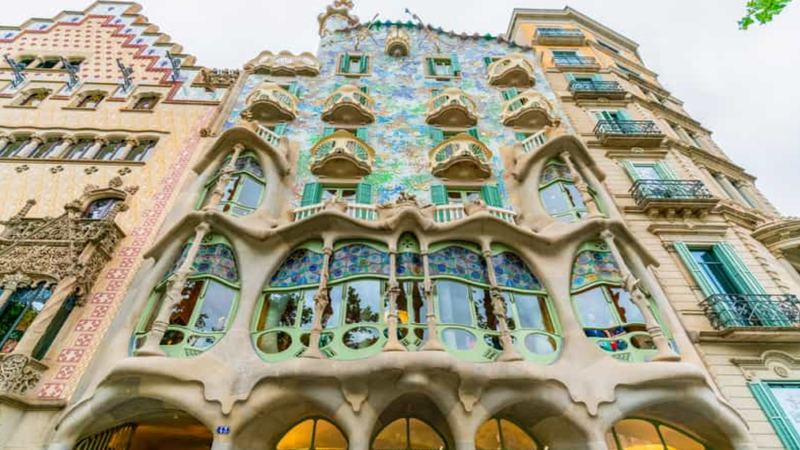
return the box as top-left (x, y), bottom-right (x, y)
top-left (564, 73), bottom-right (576, 82)
top-left (466, 128), bottom-right (480, 140)
top-left (359, 55), bottom-right (369, 74)
top-left (431, 88), bottom-right (442, 97)
top-left (591, 74), bottom-right (604, 82)
top-left (426, 57), bottom-right (435, 76)
top-left (431, 185), bottom-right (448, 205)
top-left (515, 132), bottom-right (528, 141)
top-left (356, 127), bottom-right (368, 141)
top-left (356, 182), bottom-right (373, 204)
top-left (655, 161), bottom-right (678, 180)
top-left (673, 242), bottom-right (717, 298)
top-left (359, 86), bottom-right (369, 94)
top-left (712, 242), bottom-right (767, 295)
top-left (621, 160), bottom-right (640, 181)
top-left (617, 109), bottom-right (633, 121)
top-left (480, 185), bottom-right (503, 208)
top-left (322, 127), bottom-right (336, 137)
top-left (450, 54), bottom-right (461, 75)
top-left (301, 182), bottom-right (322, 206)
top-left (340, 53), bottom-right (350, 73)
top-left (484, 57), bottom-right (494, 67)
top-left (274, 123), bottom-right (287, 136)
top-left (430, 127), bottom-right (444, 144)
top-left (749, 382), bottom-right (800, 450)
top-left (288, 82), bottom-right (300, 97)
top-left (502, 88), bottom-right (519, 101)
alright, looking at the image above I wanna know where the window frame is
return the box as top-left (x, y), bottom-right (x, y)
top-left (199, 151), bottom-right (266, 216)
top-left (336, 52), bottom-right (372, 77)
top-left (424, 54), bottom-right (461, 80)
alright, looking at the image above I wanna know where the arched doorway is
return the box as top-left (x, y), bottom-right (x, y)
top-left (275, 418), bottom-right (348, 450)
top-left (74, 409), bottom-right (212, 450)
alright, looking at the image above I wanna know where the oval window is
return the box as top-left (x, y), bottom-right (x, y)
top-left (343, 327), bottom-right (381, 350)
top-left (525, 333), bottom-right (556, 355)
top-left (442, 328), bottom-right (477, 351)
top-left (258, 331), bottom-right (293, 354)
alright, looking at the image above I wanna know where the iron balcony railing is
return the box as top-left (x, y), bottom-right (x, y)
top-left (594, 120), bottom-right (661, 138)
top-left (536, 28), bottom-right (585, 38)
top-left (700, 294), bottom-right (800, 330)
top-left (630, 180), bottom-right (713, 204)
top-left (569, 80), bottom-right (625, 95)
top-left (554, 56), bottom-right (597, 67)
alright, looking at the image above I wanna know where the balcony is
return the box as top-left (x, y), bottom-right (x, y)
top-left (426, 88), bottom-right (479, 128)
top-left (434, 204), bottom-right (517, 224)
top-left (241, 82), bottom-right (298, 122)
top-left (310, 130), bottom-right (374, 178)
top-left (294, 202), bottom-right (378, 222)
top-left (569, 80), bottom-right (627, 100)
top-left (500, 90), bottom-right (558, 129)
top-left (385, 27), bottom-right (410, 57)
top-left (487, 55), bottom-right (536, 88)
top-left (553, 56), bottom-right (600, 71)
top-left (429, 134), bottom-right (493, 181)
top-left (534, 28), bottom-right (586, 46)
top-left (593, 120), bottom-right (665, 147)
top-left (700, 294), bottom-right (800, 342)
top-left (322, 85), bottom-right (375, 125)
top-left (520, 130), bottom-right (549, 154)
top-left (630, 180), bottom-right (718, 219)
top-left (246, 51), bottom-right (321, 77)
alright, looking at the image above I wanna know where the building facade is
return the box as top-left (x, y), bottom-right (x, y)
top-left (1, 2), bottom-right (799, 450)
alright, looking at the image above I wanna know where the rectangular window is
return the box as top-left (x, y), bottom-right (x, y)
top-left (674, 241), bottom-right (767, 298)
top-left (552, 50), bottom-right (581, 65)
top-left (616, 63), bottom-right (642, 78)
top-left (425, 54), bottom-right (461, 78)
top-left (597, 40), bottom-right (620, 54)
top-left (338, 53), bottom-right (370, 76)
top-left (622, 160), bottom-right (677, 181)
top-left (750, 381), bottom-right (800, 450)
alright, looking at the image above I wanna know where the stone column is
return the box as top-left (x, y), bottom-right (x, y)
top-left (383, 251), bottom-right (405, 352)
top-left (19, 135), bottom-right (45, 158)
top-left (693, 163), bottom-right (727, 199)
top-left (84, 137), bottom-right (108, 160)
top-left (204, 144), bottom-right (244, 210)
top-left (118, 138), bottom-right (139, 161)
top-left (560, 151), bottom-right (601, 217)
top-left (0, 273), bottom-right (33, 312)
top-left (420, 250), bottom-right (445, 351)
top-left (600, 230), bottom-right (680, 362)
top-left (0, 134), bottom-right (12, 155)
top-left (137, 222), bottom-right (211, 357)
top-left (26, 57), bottom-right (43, 69)
top-left (482, 246), bottom-right (522, 362)
top-left (303, 246), bottom-right (333, 359)
top-left (716, 173), bottom-right (749, 206)
top-left (52, 137), bottom-right (77, 159)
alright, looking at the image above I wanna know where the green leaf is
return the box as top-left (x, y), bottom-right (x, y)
top-left (740, 0), bottom-right (793, 29)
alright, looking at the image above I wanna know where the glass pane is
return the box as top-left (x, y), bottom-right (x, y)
top-left (343, 280), bottom-right (381, 324)
top-left (514, 294), bottom-right (550, 331)
top-left (769, 384), bottom-right (800, 436)
top-left (573, 287), bottom-right (616, 329)
top-left (237, 175), bottom-right (263, 209)
top-left (261, 292), bottom-right (301, 329)
top-left (342, 326), bottom-right (381, 350)
top-left (441, 328), bottom-right (477, 351)
top-left (564, 184), bottom-right (586, 210)
top-left (169, 281), bottom-right (205, 326)
top-left (659, 426), bottom-right (704, 450)
top-left (540, 184), bottom-right (571, 215)
top-left (499, 419), bottom-right (537, 450)
top-left (373, 419), bottom-right (407, 450)
top-left (472, 287), bottom-right (497, 330)
top-left (193, 281), bottom-right (236, 332)
top-left (524, 334), bottom-right (556, 355)
top-left (475, 419), bottom-right (501, 450)
top-left (437, 281), bottom-right (472, 326)
top-left (635, 166), bottom-right (661, 180)
top-left (220, 176), bottom-right (239, 204)
top-left (409, 418), bottom-right (444, 450)
top-left (608, 288), bottom-right (645, 325)
top-left (257, 331), bottom-right (293, 354)
top-left (314, 419), bottom-right (348, 450)
top-left (324, 286), bottom-right (342, 329)
top-left (613, 419), bottom-right (663, 450)
top-left (277, 419), bottom-right (314, 450)
top-left (691, 250), bottom-right (739, 294)
top-left (409, 282), bottom-right (427, 325)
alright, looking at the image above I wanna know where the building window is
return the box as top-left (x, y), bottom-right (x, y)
top-left (75, 92), bottom-right (106, 109)
top-left (19, 90), bottom-right (49, 107)
top-left (539, 158), bottom-right (592, 223)
top-left (276, 418), bottom-right (347, 450)
top-left (429, 126), bottom-right (480, 144)
top-left (430, 184), bottom-right (504, 210)
top-left (373, 418), bottom-right (446, 450)
top-left (84, 198), bottom-right (122, 219)
top-left (750, 382), bottom-right (800, 450)
top-left (622, 160), bottom-right (677, 182)
top-left (476, 418), bottom-right (539, 450)
top-left (0, 137), bottom-right (33, 158)
top-left (63, 138), bottom-right (94, 160)
top-left (125, 139), bottom-right (158, 162)
top-left (596, 40), bottom-right (620, 54)
top-left (131, 95), bottom-right (159, 111)
top-left (338, 53), bottom-right (370, 76)
top-left (616, 63), bottom-right (642, 78)
top-left (607, 419), bottom-right (711, 450)
top-left (0, 282), bottom-right (53, 354)
top-left (16, 56), bottom-right (36, 67)
top-left (31, 293), bottom-right (78, 360)
top-left (133, 234), bottom-right (240, 357)
top-left (552, 50), bottom-right (582, 65)
top-left (94, 139), bottom-right (128, 161)
top-left (38, 58), bottom-right (59, 69)
top-left (425, 54), bottom-right (461, 78)
top-left (29, 137), bottom-right (63, 159)
top-left (199, 151), bottom-right (266, 216)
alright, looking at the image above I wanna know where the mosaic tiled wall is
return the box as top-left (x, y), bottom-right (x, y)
top-left (224, 23), bottom-right (572, 208)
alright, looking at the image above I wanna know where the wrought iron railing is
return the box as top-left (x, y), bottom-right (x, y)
top-left (554, 56), bottom-right (597, 67)
top-left (700, 294), bottom-right (800, 329)
top-left (536, 28), bottom-right (585, 38)
top-left (594, 120), bottom-right (662, 137)
top-left (569, 80), bottom-right (625, 94)
top-left (630, 180), bottom-right (713, 204)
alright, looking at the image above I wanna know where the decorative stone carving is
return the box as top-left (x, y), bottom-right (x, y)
top-left (15, 165), bottom-right (29, 173)
top-left (197, 68), bottom-right (241, 92)
top-left (49, 165), bottom-right (64, 174)
top-left (84, 166), bottom-right (98, 175)
top-left (0, 354), bottom-right (43, 395)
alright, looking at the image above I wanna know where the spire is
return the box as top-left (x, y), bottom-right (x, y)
top-left (318, 0), bottom-right (360, 36)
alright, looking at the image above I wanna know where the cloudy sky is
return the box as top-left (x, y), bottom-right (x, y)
top-left (5, 1), bottom-right (799, 215)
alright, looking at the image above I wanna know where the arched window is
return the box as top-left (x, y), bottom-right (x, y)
top-left (607, 418), bottom-right (711, 450)
top-left (132, 95), bottom-right (159, 111)
top-left (20, 90), bottom-right (49, 107)
top-left (277, 418), bottom-right (348, 450)
top-left (570, 241), bottom-right (667, 362)
top-left (0, 282), bottom-right (53, 354)
top-left (199, 151), bottom-right (266, 216)
top-left (133, 234), bottom-right (240, 357)
top-left (395, 234), bottom-right (427, 350)
top-left (64, 138), bottom-right (95, 160)
top-left (94, 139), bottom-right (127, 161)
top-left (476, 418), bottom-right (538, 450)
top-left (490, 245), bottom-right (559, 361)
top-left (538, 158), bottom-right (593, 223)
top-left (372, 418), bottom-right (446, 450)
top-left (84, 198), bottom-right (122, 219)
top-left (29, 137), bottom-right (64, 159)
top-left (125, 139), bottom-right (158, 162)
top-left (76, 92), bottom-right (106, 109)
top-left (0, 135), bottom-right (34, 158)
top-left (254, 241), bottom-right (325, 361)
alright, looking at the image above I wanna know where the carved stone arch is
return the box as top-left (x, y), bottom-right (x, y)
top-left (78, 177), bottom-right (135, 212)
top-left (192, 125), bottom-right (290, 179)
top-left (69, 89), bottom-right (111, 108)
top-left (12, 86), bottom-right (52, 106)
top-left (369, 392), bottom-right (456, 450)
top-left (513, 134), bottom-right (606, 185)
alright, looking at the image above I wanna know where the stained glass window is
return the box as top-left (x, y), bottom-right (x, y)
top-left (429, 245), bottom-right (488, 284)
top-left (492, 252), bottom-right (542, 291)
top-left (0, 283), bottom-right (53, 354)
top-left (571, 249), bottom-right (624, 291)
top-left (270, 248), bottom-right (324, 288)
top-left (278, 419), bottom-right (347, 450)
top-left (397, 252), bottom-right (424, 278)
top-left (372, 418), bottom-right (446, 450)
top-left (329, 244), bottom-right (390, 281)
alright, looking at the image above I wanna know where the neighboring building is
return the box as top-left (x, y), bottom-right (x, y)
top-left (1, 2), bottom-right (798, 450)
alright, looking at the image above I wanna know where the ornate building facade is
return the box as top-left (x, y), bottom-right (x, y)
top-left (1, 2), bottom-right (799, 450)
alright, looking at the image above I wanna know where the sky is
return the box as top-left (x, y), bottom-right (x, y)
top-left (4, 0), bottom-right (799, 216)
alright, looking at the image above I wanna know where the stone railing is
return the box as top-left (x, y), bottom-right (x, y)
top-left (294, 202), bottom-right (378, 222)
top-left (520, 130), bottom-right (548, 154)
top-left (322, 86), bottom-right (375, 125)
top-left (254, 124), bottom-right (282, 148)
top-left (700, 294), bottom-right (800, 330)
top-left (426, 88), bottom-right (479, 127)
top-left (487, 55), bottom-right (536, 87)
top-left (553, 56), bottom-right (598, 68)
top-left (429, 135), bottom-right (493, 180)
top-left (568, 80), bottom-right (626, 99)
top-left (242, 83), bottom-right (298, 122)
top-left (310, 130), bottom-right (374, 177)
top-left (500, 90), bottom-right (557, 128)
top-left (535, 27), bottom-right (586, 45)
top-left (434, 204), bottom-right (517, 224)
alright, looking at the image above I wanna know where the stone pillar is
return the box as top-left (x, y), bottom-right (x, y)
top-left (205, 144), bottom-right (244, 210)
top-left (52, 137), bottom-right (77, 159)
top-left (716, 173), bottom-right (749, 206)
top-left (19, 135), bottom-right (45, 158)
top-left (303, 246), bottom-right (333, 359)
top-left (0, 135), bottom-right (11, 154)
top-left (482, 246), bottom-right (522, 362)
top-left (137, 223), bottom-right (211, 357)
top-left (420, 251), bottom-right (445, 351)
top-left (738, 182), bottom-right (772, 214)
top-left (383, 251), bottom-right (405, 352)
top-left (560, 151), bottom-right (601, 217)
top-left (600, 230), bottom-right (680, 362)
top-left (84, 137), bottom-right (108, 160)
top-left (118, 138), bottom-right (139, 161)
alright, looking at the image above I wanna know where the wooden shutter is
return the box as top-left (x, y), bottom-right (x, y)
top-left (356, 127), bottom-right (368, 141)
top-left (430, 127), bottom-right (444, 144)
top-left (502, 88), bottom-right (519, 101)
top-left (426, 57), bottom-right (435, 76)
top-left (673, 242), bottom-right (717, 298)
top-left (655, 161), bottom-right (678, 180)
top-left (431, 185), bottom-right (448, 205)
top-left (274, 123), bottom-right (287, 136)
top-left (564, 73), bottom-right (576, 82)
top-left (467, 128), bottom-right (480, 140)
top-left (616, 109), bottom-right (633, 121)
top-left (288, 82), bottom-right (301, 97)
top-left (484, 57), bottom-right (494, 67)
top-left (749, 382), bottom-right (800, 450)
top-left (515, 132), bottom-right (528, 141)
top-left (712, 242), bottom-right (767, 295)
top-left (621, 160), bottom-right (640, 181)
top-left (355, 182), bottom-right (373, 204)
top-left (322, 127), bottom-right (336, 137)
top-left (591, 74), bottom-right (604, 82)
top-left (431, 88), bottom-right (442, 97)
top-left (339, 53), bottom-right (350, 73)
top-left (301, 182), bottom-right (322, 206)
top-left (450, 54), bottom-right (461, 75)
top-left (359, 86), bottom-right (369, 94)
top-left (358, 55), bottom-right (369, 74)
top-left (480, 185), bottom-right (503, 208)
